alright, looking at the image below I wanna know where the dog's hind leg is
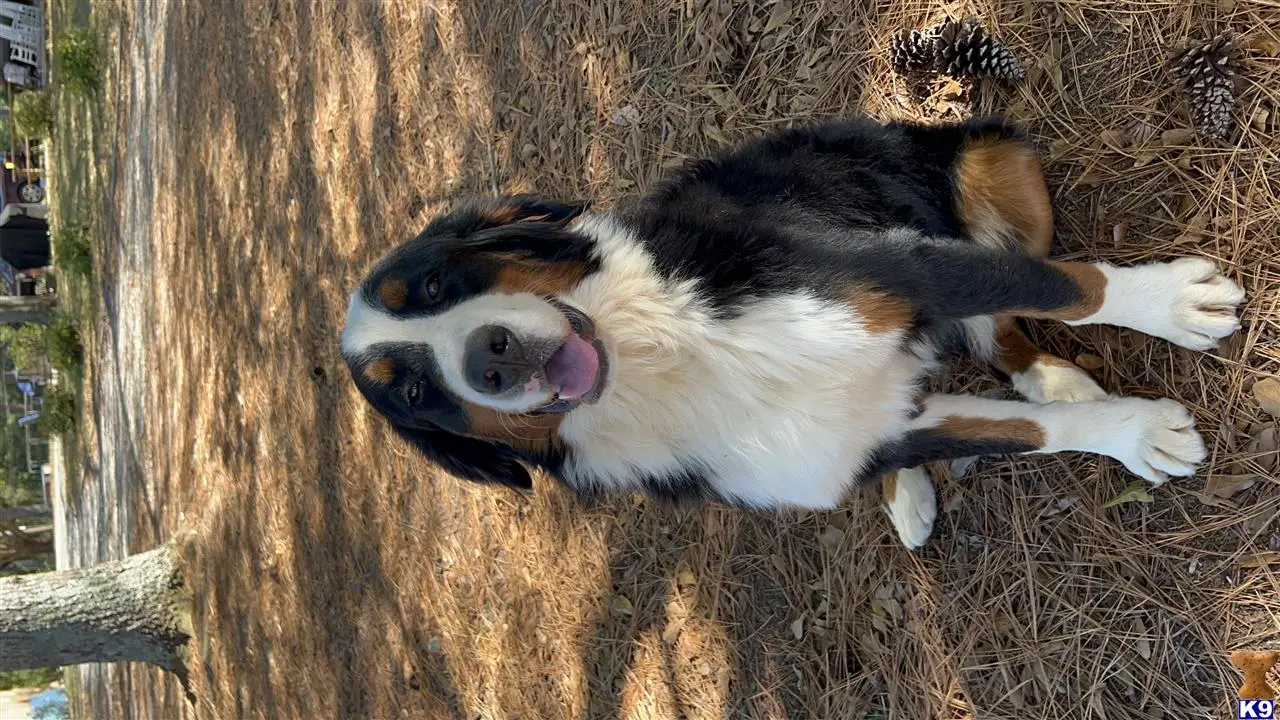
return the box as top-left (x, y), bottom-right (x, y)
top-left (881, 466), bottom-right (937, 550)
top-left (950, 130), bottom-right (1110, 403)
top-left (987, 316), bottom-right (1106, 404)
top-left (866, 392), bottom-right (1206, 488)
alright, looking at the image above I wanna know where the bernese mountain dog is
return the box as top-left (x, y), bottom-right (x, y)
top-left (340, 116), bottom-right (1243, 548)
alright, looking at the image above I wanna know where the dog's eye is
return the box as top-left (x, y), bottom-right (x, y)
top-left (424, 275), bottom-right (441, 301)
top-left (406, 381), bottom-right (423, 407)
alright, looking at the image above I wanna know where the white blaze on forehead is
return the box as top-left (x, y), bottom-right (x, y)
top-left (340, 288), bottom-right (572, 412)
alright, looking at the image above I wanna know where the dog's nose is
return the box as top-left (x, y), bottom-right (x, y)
top-left (464, 325), bottom-right (535, 395)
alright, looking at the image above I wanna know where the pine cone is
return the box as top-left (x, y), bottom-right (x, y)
top-left (890, 27), bottom-right (938, 75)
top-left (1170, 33), bottom-right (1243, 140)
top-left (932, 16), bottom-right (1025, 82)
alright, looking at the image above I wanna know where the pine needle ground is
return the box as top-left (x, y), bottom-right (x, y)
top-left (68, 1), bottom-right (1280, 718)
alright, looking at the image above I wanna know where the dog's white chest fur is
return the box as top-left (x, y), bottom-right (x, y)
top-left (558, 217), bottom-right (925, 508)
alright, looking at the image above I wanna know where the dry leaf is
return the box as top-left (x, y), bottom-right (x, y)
top-left (1042, 495), bottom-right (1081, 518)
top-left (1176, 211), bottom-right (1209, 244)
top-left (1099, 129), bottom-right (1129, 150)
top-left (1048, 64), bottom-right (1064, 93)
top-left (1253, 378), bottom-right (1280, 416)
top-left (818, 525), bottom-right (844, 550)
top-left (1246, 425), bottom-right (1278, 472)
top-left (1077, 168), bottom-right (1103, 185)
top-left (770, 554), bottom-right (787, 575)
top-left (1075, 354), bottom-right (1104, 371)
top-left (1160, 128), bottom-right (1197, 146)
top-left (1136, 636), bottom-right (1152, 661)
top-left (763, 1), bottom-right (793, 34)
top-left (1241, 552), bottom-right (1280, 568)
top-left (610, 595), bottom-right (633, 616)
top-left (1132, 150), bottom-right (1158, 168)
top-left (1112, 223), bottom-right (1126, 246)
top-left (1244, 34), bottom-right (1280, 56)
top-left (702, 121), bottom-right (727, 144)
top-left (790, 613), bottom-right (806, 640)
top-left (942, 492), bottom-right (964, 514)
top-left (1251, 107), bottom-right (1270, 132)
top-left (610, 104), bottom-right (640, 126)
top-left (1103, 482), bottom-right (1155, 508)
top-left (1133, 618), bottom-right (1152, 660)
top-left (661, 616), bottom-right (686, 643)
top-left (1203, 474), bottom-right (1257, 500)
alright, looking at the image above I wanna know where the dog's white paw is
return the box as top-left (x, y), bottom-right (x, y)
top-left (883, 466), bottom-right (937, 550)
top-left (1092, 398), bottom-right (1206, 485)
top-left (1161, 258), bottom-right (1245, 350)
top-left (1086, 258), bottom-right (1243, 351)
top-left (1013, 360), bottom-right (1108, 404)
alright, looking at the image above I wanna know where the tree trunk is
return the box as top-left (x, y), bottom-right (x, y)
top-left (0, 504), bottom-right (50, 522)
top-left (0, 542), bottom-right (192, 673)
top-left (0, 295), bottom-right (56, 326)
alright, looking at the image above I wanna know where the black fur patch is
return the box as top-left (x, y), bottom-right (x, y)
top-left (857, 427), bottom-right (1041, 484)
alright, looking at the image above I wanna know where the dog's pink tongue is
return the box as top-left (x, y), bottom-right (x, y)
top-left (546, 335), bottom-right (599, 400)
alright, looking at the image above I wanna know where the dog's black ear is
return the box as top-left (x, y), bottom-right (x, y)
top-left (475, 195), bottom-right (588, 227)
top-left (390, 423), bottom-right (533, 491)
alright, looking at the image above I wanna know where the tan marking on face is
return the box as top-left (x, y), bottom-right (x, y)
top-left (954, 136), bottom-right (1055, 257)
top-left (364, 358), bottom-right (395, 384)
top-left (881, 471), bottom-right (898, 504)
top-left (934, 415), bottom-right (1047, 448)
top-left (464, 403), bottom-right (565, 455)
top-left (377, 277), bottom-right (409, 310)
top-left (492, 258), bottom-right (591, 297)
top-left (847, 287), bottom-right (913, 334)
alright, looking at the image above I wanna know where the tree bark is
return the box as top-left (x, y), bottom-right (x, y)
top-left (0, 296), bottom-right (56, 326)
top-left (0, 504), bottom-right (50, 522)
top-left (0, 542), bottom-right (192, 673)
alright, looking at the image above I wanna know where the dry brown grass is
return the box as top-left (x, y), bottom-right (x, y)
top-left (76, 0), bottom-right (1280, 718)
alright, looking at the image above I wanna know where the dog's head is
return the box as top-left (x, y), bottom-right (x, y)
top-left (341, 196), bottom-right (608, 490)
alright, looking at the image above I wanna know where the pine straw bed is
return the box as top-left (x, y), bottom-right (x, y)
top-left (94, 0), bottom-right (1280, 718)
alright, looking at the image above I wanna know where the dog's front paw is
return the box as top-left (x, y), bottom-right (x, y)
top-left (1093, 258), bottom-right (1244, 350)
top-left (1160, 258), bottom-right (1245, 350)
top-left (882, 466), bottom-right (937, 550)
top-left (1076, 258), bottom-right (1244, 350)
top-left (1094, 398), bottom-right (1206, 485)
